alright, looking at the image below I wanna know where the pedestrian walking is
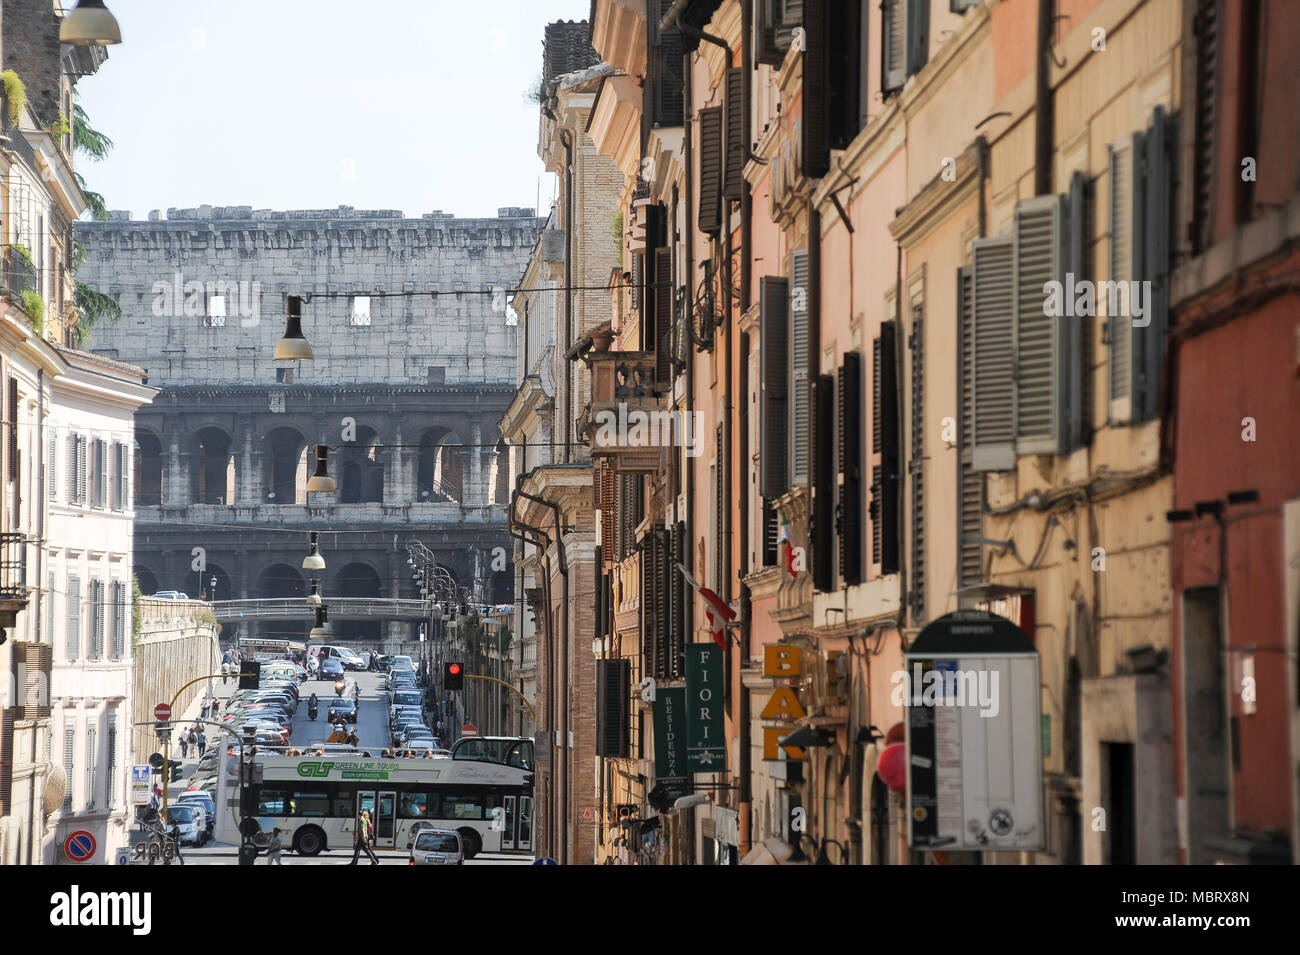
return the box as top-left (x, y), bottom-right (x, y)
top-left (196, 728), bottom-right (207, 754)
top-left (169, 823), bottom-right (185, 866)
top-left (266, 827), bottom-right (283, 865)
top-left (211, 697), bottom-right (220, 718)
top-left (179, 733), bottom-right (189, 759)
top-left (221, 661), bottom-right (230, 685)
top-left (348, 809), bottom-right (378, 865)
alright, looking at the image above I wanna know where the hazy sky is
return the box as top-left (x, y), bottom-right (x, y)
top-left (75, 0), bottom-right (593, 220)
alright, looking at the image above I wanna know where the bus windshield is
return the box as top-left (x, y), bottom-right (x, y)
top-left (451, 737), bottom-right (534, 770)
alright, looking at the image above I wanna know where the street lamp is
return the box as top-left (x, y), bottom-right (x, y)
top-left (274, 295), bottom-right (313, 360)
top-left (60, 1), bottom-right (122, 45)
top-left (303, 532), bottom-right (326, 571)
top-left (306, 445), bottom-right (335, 493)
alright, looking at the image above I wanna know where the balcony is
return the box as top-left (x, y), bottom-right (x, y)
top-left (3, 246), bottom-right (38, 301)
top-left (0, 532), bottom-right (30, 631)
top-left (583, 350), bottom-right (667, 472)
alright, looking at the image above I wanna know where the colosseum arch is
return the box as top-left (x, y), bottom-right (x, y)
top-left (191, 426), bottom-right (235, 504)
top-left (134, 431), bottom-right (163, 506)
top-left (338, 425), bottom-right (384, 504)
top-left (262, 426), bottom-right (309, 504)
top-left (416, 426), bottom-right (463, 503)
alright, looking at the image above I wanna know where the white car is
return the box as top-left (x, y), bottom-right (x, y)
top-left (165, 804), bottom-right (205, 846)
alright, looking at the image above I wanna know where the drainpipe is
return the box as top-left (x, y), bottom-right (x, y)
top-left (895, 240), bottom-right (907, 634)
top-left (517, 479), bottom-right (569, 864)
top-left (559, 128), bottom-right (576, 463)
top-left (737, 0), bottom-right (754, 858)
top-left (681, 26), bottom-right (696, 684)
top-left (1034, 0), bottom-right (1054, 197)
top-left (660, 0), bottom-right (732, 58)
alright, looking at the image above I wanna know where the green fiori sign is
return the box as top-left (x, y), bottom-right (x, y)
top-left (685, 644), bottom-right (726, 773)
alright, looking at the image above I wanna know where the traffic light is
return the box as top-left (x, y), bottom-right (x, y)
top-left (238, 660), bottom-right (261, 689)
top-left (168, 759), bottom-right (183, 782)
top-left (443, 661), bottom-right (463, 691)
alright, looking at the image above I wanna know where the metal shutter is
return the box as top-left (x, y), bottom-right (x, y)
top-left (881, 0), bottom-right (906, 94)
top-left (66, 576), bottom-right (80, 661)
top-left (876, 323), bottom-right (901, 573)
top-left (1108, 136), bottom-right (1137, 423)
top-left (698, 106), bottom-right (723, 234)
top-left (909, 308), bottom-right (925, 622)
top-left (905, 0), bottom-right (930, 77)
top-left (789, 250), bottom-right (812, 485)
top-left (1014, 194), bottom-right (1068, 455)
top-left (837, 352), bottom-right (863, 585)
top-left (812, 373), bottom-right (835, 591)
top-left (759, 277), bottom-right (790, 498)
top-left (970, 238), bottom-right (1015, 470)
top-left (595, 659), bottom-right (631, 758)
top-left (956, 267), bottom-right (983, 586)
top-left (801, 0), bottom-right (829, 178)
top-left (1136, 106), bottom-right (1170, 423)
top-left (723, 68), bottom-right (745, 201)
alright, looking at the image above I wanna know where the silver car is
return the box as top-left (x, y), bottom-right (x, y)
top-left (408, 829), bottom-right (464, 866)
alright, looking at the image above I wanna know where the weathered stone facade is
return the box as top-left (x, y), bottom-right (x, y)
top-left (75, 206), bottom-right (542, 645)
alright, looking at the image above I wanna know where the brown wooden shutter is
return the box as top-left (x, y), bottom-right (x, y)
top-left (1136, 106), bottom-right (1170, 423)
top-left (698, 106), bottom-right (723, 234)
top-left (723, 68), bottom-right (745, 201)
top-left (595, 659), bottom-right (631, 757)
top-left (1190, 0), bottom-right (1219, 255)
top-left (761, 500), bottom-right (779, 567)
top-left (876, 322), bottom-right (901, 574)
top-left (836, 352), bottom-right (863, 585)
top-left (812, 373), bottom-right (835, 591)
top-left (801, 0), bottom-right (830, 178)
top-left (714, 425), bottom-right (725, 591)
top-left (759, 277), bottom-right (790, 499)
top-left (753, 0), bottom-right (782, 65)
top-left (670, 521), bottom-right (686, 674)
top-left (654, 248), bottom-right (673, 386)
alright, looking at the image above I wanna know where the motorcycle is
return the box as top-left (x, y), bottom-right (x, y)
top-left (308, 693), bottom-right (319, 721)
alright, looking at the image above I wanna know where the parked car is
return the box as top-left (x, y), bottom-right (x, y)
top-left (176, 791), bottom-right (216, 837)
top-left (152, 591), bottom-right (189, 600)
top-left (402, 736), bottom-right (438, 753)
top-left (165, 804), bottom-right (205, 846)
top-left (408, 828), bottom-right (464, 866)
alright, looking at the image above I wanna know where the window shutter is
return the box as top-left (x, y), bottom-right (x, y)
top-left (1066, 172), bottom-right (1092, 448)
top-left (836, 352), bottom-right (863, 585)
top-left (595, 658), bottom-right (631, 758)
top-left (1014, 194), bottom-right (1071, 455)
top-left (881, 0), bottom-right (906, 94)
top-left (789, 250), bottom-right (812, 485)
top-left (78, 435), bottom-right (87, 505)
top-left (759, 277), bottom-right (790, 499)
top-left (63, 726), bottom-right (75, 810)
top-left (950, 0), bottom-right (981, 10)
top-left (724, 68), bottom-right (745, 201)
top-left (762, 500), bottom-right (780, 567)
top-left (92, 579), bottom-right (105, 659)
top-left (48, 432), bottom-right (57, 500)
top-left (641, 532), bottom-right (658, 677)
top-left (908, 309), bottom-right (925, 621)
top-left (671, 521), bottom-right (686, 670)
top-left (646, 0), bottom-right (684, 140)
top-left (119, 442), bottom-right (129, 510)
top-left (6, 378), bottom-right (17, 482)
top-left (877, 323), bottom-right (902, 573)
top-left (632, 253), bottom-right (645, 318)
top-left (714, 425), bottom-right (726, 590)
top-left (85, 728), bottom-right (96, 810)
top-left (1190, 0), bottom-right (1219, 255)
top-left (106, 716), bottom-right (117, 809)
top-left (957, 267), bottom-right (983, 585)
top-left (801, 0), bottom-right (830, 178)
top-left (1136, 106), bottom-right (1170, 423)
top-left (777, 0), bottom-right (804, 52)
top-left (905, 0), bottom-right (930, 77)
top-left (754, 0), bottom-right (782, 66)
top-left (654, 248), bottom-right (673, 386)
top-left (66, 576), bottom-right (80, 661)
top-left (1108, 136), bottom-right (1137, 423)
top-left (812, 373), bottom-right (835, 591)
top-left (968, 237), bottom-right (1016, 471)
top-left (0, 712), bottom-right (13, 815)
top-left (698, 106), bottom-right (724, 234)
top-left (66, 433), bottom-right (78, 502)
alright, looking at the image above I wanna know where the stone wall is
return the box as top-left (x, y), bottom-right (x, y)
top-left (131, 598), bottom-right (220, 766)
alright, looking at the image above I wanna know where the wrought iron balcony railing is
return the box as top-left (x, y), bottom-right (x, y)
top-left (0, 532), bottom-right (28, 602)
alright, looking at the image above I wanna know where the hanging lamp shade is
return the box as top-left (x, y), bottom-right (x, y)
top-left (307, 580), bottom-right (322, 607)
top-left (309, 606), bottom-right (328, 639)
top-left (303, 531), bottom-right (326, 571)
top-left (306, 445), bottom-right (335, 493)
top-left (60, 1), bottom-right (122, 45)
top-left (274, 295), bottom-right (314, 360)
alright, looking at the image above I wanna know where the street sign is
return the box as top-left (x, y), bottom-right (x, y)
top-left (64, 830), bottom-right (97, 863)
top-left (685, 644), bottom-right (726, 772)
top-left (461, 722), bottom-right (478, 737)
top-left (116, 847), bottom-right (130, 866)
top-left (130, 765), bottom-right (152, 806)
top-left (154, 703), bottom-right (172, 721)
top-left (533, 857), bottom-right (558, 865)
top-left (905, 609), bottom-right (1043, 853)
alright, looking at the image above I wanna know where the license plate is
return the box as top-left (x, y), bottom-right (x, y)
top-left (424, 856), bottom-right (443, 864)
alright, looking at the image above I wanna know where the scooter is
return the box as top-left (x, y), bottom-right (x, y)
top-left (307, 693), bottom-right (319, 721)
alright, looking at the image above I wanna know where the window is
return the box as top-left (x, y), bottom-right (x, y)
top-left (47, 432), bottom-right (57, 500)
top-left (759, 276), bottom-right (790, 500)
top-left (66, 576), bottom-right (80, 661)
top-left (881, 0), bottom-right (928, 96)
top-left (643, 0), bottom-right (684, 143)
top-left (275, 367), bottom-right (295, 384)
top-left (206, 295), bottom-right (226, 327)
top-left (91, 438), bottom-right (106, 508)
top-left (106, 715), bottom-right (117, 810)
top-left (110, 580), bottom-right (125, 659)
top-left (63, 727), bottom-right (75, 811)
top-left (350, 296), bottom-right (371, 326)
top-left (789, 250), bottom-right (812, 485)
top-left (697, 107), bottom-right (723, 234)
top-left (256, 790), bottom-right (286, 815)
top-left (85, 728), bottom-right (97, 810)
top-left (286, 790), bottom-right (331, 817)
top-left (90, 579), bottom-right (105, 659)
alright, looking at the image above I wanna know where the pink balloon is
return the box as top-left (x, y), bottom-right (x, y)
top-left (876, 743), bottom-right (907, 792)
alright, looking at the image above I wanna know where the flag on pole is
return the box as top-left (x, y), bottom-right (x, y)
top-left (675, 562), bottom-right (736, 650)
top-left (778, 509), bottom-right (799, 578)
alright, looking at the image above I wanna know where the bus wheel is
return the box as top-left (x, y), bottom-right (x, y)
top-left (457, 828), bottom-right (481, 860)
top-left (294, 826), bottom-right (326, 856)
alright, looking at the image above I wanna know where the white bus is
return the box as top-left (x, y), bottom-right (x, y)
top-left (213, 751), bottom-right (533, 858)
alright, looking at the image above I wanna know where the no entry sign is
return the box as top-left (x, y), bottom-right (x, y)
top-left (154, 703), bottom-right (172, 721)
top-left (64, 829), bottom-right (97, 862)
top-left (461, 723), bottom-right (478, 737)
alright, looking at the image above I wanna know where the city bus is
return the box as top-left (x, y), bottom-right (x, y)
top-left (213, 750), bottom-right (533, 858)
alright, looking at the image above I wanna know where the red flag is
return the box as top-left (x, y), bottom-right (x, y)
top-left (676, 562), bottom-right (736, 649)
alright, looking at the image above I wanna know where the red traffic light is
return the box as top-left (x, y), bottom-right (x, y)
top-left (448, 663), bottom-right (462, 675)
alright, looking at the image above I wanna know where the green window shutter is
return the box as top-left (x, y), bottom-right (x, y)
top-left (1107, 135), bottom-right (1137, 423)
top-left (698, 106), bottom-right (723, 235)
top-left (723, 68), bottom-right (745, 201)
top-left (1014, 194), bottom-right (1071, 455)
top-left (877, 322), bottom-right (901, 574)
top-left (970, 237), bottom-right (1016, 470)
top-left (788, 249), bottom-right (812, 486)
top-left (759, 277), bottom-right (790, 499)
top-left (1135, 106), bottom-right (1170, 423)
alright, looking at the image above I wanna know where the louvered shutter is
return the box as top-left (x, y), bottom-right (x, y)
top-left (66, 576), bottom-right (80, 660)
top-left (120, 442), bottom-right (129, 509)
top-left (106, 716), bottom-right (117, 809)
top-left (1014, 194), bottom-right (1070, 454)
top-left (812, 373), bottom-right (835, 591)
top-left (724, 68), bottom-right (745, 200)
top-left (646, 0), bottom-right (684, 140)
top-left (970, 238), bottom-right (1015, 469)
top-left (789, 250), bottom-right (812, 485)
top-left (63, 727), bottom-right (74, 810)
top-left (754, 0), bottom-right (782, 66)
top-left (837, 352), bottom-right (863, 585)
top-left (714, 425), bottom-right (725, 590)
top-left (0, 711), bottom-right (13, 815)
top-left (641, 533), bottom-right (656, 677)
top-left (77, 435), bottom-right (87, 504)
top-left (877, 322), bottom-right (901, 574)
top-left (6, 378), bottom-right (16, 482)
top-left (759, 277), bottom-right (790, 498)
top-left (801, 0), bottom-right (830, 178)
top-left (91, 580), bottom-right (105, 659)
top-left (66, 433), bottom-right (77, 502)
top-left (595, 659), bottom-right (631, 757)
top-left (47, 432), bottom-right (57, 500)
top-left (1136, 106), bottom-right (1170, 423)
top-left (762, 500), bottom-right (780, 567)
top-left (654, 248), bottom-right (673, 386)
top-left (1108, 136), bottom-right (1137, 423)
top-left (698, 106), bottom-right (723, 234)
top-left (96, 438), bottom-right (108, 507)
top-left (909, 310), bottom-right (925, 621)
top-left (881, 0), bottom-right (906, 94)
top-left (671, 521), bottom-right (686, 671)
top-left (950, 0), bottom-right (981, 10)
top-left (906, 0), bottom-right (930, 77)
top-left (1191, 0), bottom-right (1219, 255)
top-left (777, 0), bottom-right (804, 51)
top-left (957, 267), bottom-right (983, 585)
top-left (1066, 172), bottom-right (1091, 448)
top-left (632, 252), bottom-right (645, 318)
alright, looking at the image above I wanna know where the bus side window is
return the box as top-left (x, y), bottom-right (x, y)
top-left (257, 791), bottom-right (286, 815)
top-left (332, 790), bottom-right (354, 818)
